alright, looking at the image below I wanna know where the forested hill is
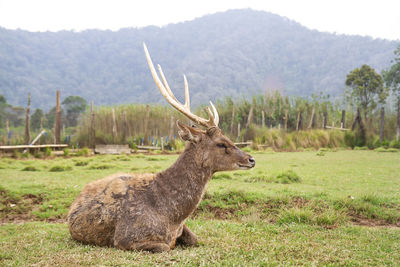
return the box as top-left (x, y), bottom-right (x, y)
top-left (0, 9), bottom-right (398, 110)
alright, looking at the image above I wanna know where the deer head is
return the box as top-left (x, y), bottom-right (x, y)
top-left (143, 43), bottom-right (255, 173)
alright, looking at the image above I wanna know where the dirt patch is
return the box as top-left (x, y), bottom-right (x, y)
top-left (0, 191), bottom-right (46, 223)
top-left (350, 215), bottom-right (400, 228)
top-left (197, 204), bottom-right (236, 219)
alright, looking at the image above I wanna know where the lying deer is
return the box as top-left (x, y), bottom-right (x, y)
top-left (67, 43), bottom-right (255, 252)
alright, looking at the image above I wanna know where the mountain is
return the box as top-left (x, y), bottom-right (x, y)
top-left (0, 9), bottom-right (398, 110)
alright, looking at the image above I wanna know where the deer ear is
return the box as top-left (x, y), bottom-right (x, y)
top-left (177, 121), bottom-right (202, 143)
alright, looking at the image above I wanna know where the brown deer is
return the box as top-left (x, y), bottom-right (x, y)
top-left (67, 43), bottom-right (255, 252)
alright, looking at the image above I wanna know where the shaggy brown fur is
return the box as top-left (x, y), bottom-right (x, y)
top-left (68, 122), bottom-right (255, 252)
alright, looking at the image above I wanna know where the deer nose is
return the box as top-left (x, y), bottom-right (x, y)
top-left (248, 157), bottom-right (255, 167)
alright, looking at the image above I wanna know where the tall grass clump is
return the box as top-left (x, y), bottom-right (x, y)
top-left (75, 104), bottom-right (187, 147)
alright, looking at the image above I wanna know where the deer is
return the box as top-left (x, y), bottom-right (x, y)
top-left (67, 43), bottom-right (255, 253)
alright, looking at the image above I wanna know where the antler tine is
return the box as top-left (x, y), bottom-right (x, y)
top-left (157, 64), bottom-right (179, 103)
top-left (143, 42), bottom-right (219, 128)
top-left (183, 74), bottom-right (190, 110)
top-left (209, 101), bottom-right (219, 126)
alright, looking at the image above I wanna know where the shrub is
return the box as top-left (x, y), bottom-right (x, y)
top-left (389, 139), bottom-right (400, 149)
top-left (21, 166), bottom-right (39, 171)
top-left (20, 152), bottom-right (31, 158)
top-left (344, 131), bottom-right (355, 148)
top-left (34, 151), bottom-right (44, 159)
top-left (276, 170), bottom-right (301, 184)
top-left (75, 161), bottom-right (89, 166)
top-left (375, 147), bottom-right (399, 153)
top-left (12, 150), bottom-right (22, 159)
top-left (76, 147), bottom-right (90, 157)
top-left (45, 147), bottom-right (52, 157)
top-left (354, 146), bottom-right (368, 150)
top-left (89, 164), bottom-right (112, 170)
top-left (49, 165), bottom-right (72, 172)
top-left (63, 148), bottom-right (70, 157)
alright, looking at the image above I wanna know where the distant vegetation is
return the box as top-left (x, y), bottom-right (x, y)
top-left (0, 9), bottom-right (398, 110)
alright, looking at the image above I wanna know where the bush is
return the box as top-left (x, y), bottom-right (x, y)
top-left (49, 165), bottom-right (72, 172)
top-left (75, 161), bottom-right (89, 166)
top-left (344, 131), bottom-right (355, 148)
top-left (276, 170), bottom-right (301, 184)
top-left (12, 150), bottom-right (22, 159)
top-left (34, 151), bottom-right (44, 158)
top-left (45, 147), bottom-right (52, 157)
top-left (20, 152), bottom-right (31, 158)
top-left (354, 146), bottom-right (368, 150)
top-left (389, 139), bottom-right (400, 149)
top-left (63, 148), bottom-right (70, 157)
top-left (375, 147), bottom-right (399, 153)
top-left (89, 164), bottom-right (112, 170)
top-left (21, 166), bottom-right (39, 171)
top-left (76, 147), bottom-right (90, 157)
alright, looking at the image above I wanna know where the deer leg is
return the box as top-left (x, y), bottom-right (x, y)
top-left (176, 224), bottom-right (198, 246)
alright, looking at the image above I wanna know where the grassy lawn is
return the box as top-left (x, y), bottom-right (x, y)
top-left (1, 150), bottom-right (400, 265)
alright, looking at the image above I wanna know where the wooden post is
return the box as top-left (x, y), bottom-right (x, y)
top-left (246, 105), bottom-right (254, 129)
top-left (322, 112), bottom-right (328, 129)
top-left (6, 119), bottom-right (10, 145)
top-left (296, 112), bottom-right (302, 131)
top-left (55, 91), bottom-right (61, 144)
top-left (237, 123), bottom-right (241, 141)
top-left (341, 110), bottom-right (346, 129)
top-left (397, 100), bottom-right (400, 141)
top-left (261, 110), bottom-right (265, 128)
top-left (24, 93), bottom-right (31, 144)
top-left (169, 116), bottom-right (174, 140)
top-left (230, 107), bottom-right (235, 136)
top-left (307, 107), bottom-right (315, 129)
top-left (89, 101), bottom-right (95, 148)
top-left (112, 108), bottom-right (118, 141)
top-left (143, 104), bottom-right (150, 145)
top-left (379, 107), bottom-right (385, 142)
top-left (284, 110), bottom-right (288, 132)
top-left (122, 110), bottom-right (128, 143)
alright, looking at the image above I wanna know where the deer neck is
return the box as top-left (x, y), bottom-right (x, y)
top-left (153, 143), bottom-right (212, 222)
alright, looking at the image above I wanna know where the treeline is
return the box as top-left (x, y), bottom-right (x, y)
top-left (1, 44), bottom-right (400, 150)
top-left (0, 9), bottom-right (397, 110)
top-left (0, 94), bottom-right (87, 145)
top-left (72, 89), bottom-right (399, 150)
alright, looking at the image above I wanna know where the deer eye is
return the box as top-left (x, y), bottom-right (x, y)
top-left (217, 143), bottom-right (227, 149)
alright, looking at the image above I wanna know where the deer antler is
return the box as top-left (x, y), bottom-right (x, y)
top-left (143, 43), bottom-right (219, 128)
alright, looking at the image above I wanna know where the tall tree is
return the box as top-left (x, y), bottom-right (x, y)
top-left (0, 95), bottom-right (8, 128)
top-left (345, 64), bottom-right (384, 125)
top-left (62, 95), bottom-right (88, 127)
top-left (383, 45), bottom-right (400, 141)
top-left (24, 93), bottom-right (31, 144)
top-left (31, 108), bottom-right (44, 131)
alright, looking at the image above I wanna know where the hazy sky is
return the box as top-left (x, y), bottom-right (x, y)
top-left (0, 0), bottom-right (399, 40)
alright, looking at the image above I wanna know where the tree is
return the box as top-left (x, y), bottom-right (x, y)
top-left (31, 108), bottom-right (44, 131)
top-left (0, 94), bottom-right (8, 128)
top-left (383, 45), bottom-right (400, 141)
top-left (345, 64), bottom-right (384, 124)
top-left (62, 96), bottom-right (88, 127)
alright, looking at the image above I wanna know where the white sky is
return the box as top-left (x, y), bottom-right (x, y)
top-left (0, 0), bottom-right (399, 40)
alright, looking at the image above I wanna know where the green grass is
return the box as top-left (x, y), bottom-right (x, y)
top-left (1, 150), bottom-right (400, 265)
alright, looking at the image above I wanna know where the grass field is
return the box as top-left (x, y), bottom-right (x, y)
top-left (1, 149), bottom-right (400, 266)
